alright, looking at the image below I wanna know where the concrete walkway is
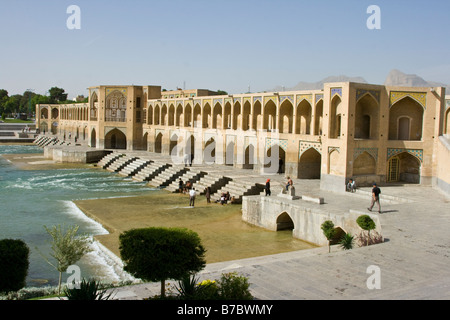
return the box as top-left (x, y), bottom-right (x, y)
top-left (95, 154), bottom-right (450, 300)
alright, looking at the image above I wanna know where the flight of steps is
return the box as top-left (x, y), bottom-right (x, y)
top-left (189, 172), bottom-right (232, 195)
top-left (165, 169), bottom-right (208, 193)
top-left (211, 180), bottom-right (265, 204)
top-left (34, 135), bottom-right (71, 148)
top-left (106, 155), bottom-right (138, 173)
top-left (147, 165), bottom-right (189, 188)
top-left (117, 158), bottom-right (153, 178)
top-left (97, 153), bottom-right (123, 169)
top-left (132, 161), bottom-right (172, 182)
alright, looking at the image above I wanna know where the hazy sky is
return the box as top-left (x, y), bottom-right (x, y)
top-left (1, 0), bottom-right (449, 99)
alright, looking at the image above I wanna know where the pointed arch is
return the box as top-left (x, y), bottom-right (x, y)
top-left (298, 148), bottom-right (321, 179)
top-left (389, 96), bottom-right (424, 141)
top-left (279, 100), bottom-right (293, 134)
top-left (353, 151), bottom-right (376, 175)
top-left (355, 93), bottom-right (379, 140)
top-left (276, 212), bottom-right (294, 231)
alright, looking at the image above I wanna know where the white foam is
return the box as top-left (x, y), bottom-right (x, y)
top-left (61, 200), bottom-right (109, 235)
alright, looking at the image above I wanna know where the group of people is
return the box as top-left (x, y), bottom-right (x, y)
top-left (264, 176), bottom-right (294, 196)
top-left (178, 178), bottom-right (235, 207)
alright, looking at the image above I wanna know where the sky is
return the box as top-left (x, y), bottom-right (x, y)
top-left (1, 0), bottom-right (449, 99)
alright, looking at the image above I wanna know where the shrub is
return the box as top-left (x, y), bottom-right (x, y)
top-left (0, 239), bottom-right (30, 293)
top-left (339, 233), bottom-right (355, 250)
top-left (321, 220), bottom-right (336, 253)
top-left (63, 278), bottom-right (115, 300)
top-left (217, 272), bottom-right (253, 300)
top-left (119, 227), bottom-right (206, 298)
top-left (356, 215), bottom-right (376, 246)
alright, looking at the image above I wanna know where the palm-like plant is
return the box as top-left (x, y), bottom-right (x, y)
top-left (63, 278), bottom-right (114, 300)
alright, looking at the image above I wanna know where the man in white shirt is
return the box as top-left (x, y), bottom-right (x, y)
top-left (189, 188), bottom-right (196, 207)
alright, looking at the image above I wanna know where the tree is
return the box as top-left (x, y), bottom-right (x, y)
top-left (321, 220), bottom-right (336, 253)
top-left (216, 90), bottom-right (228, 95)
top-left (49, 87), bottom-right (68, 103)
top-left (356, 215), bottom-right (376, 246)
top-left (119, 227), bottom-right (206, 298)
top-left (0, 239), bottom-right (29, 293)
top-left (40, 225), bottom-right (92, 295)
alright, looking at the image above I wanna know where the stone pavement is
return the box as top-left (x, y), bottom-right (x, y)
top-left (97, 156), bottom-right (450, 300)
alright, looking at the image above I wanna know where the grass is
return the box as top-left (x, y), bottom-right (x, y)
top-left (1, 119), bottom-right (35, 123)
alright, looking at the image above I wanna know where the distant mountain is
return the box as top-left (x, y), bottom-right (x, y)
top-left (269, 70), bottom-right (449, 93)
top-left (271, 75), bottom-right (368, 91)
top-left (384, 69), bottom-right (449, 91)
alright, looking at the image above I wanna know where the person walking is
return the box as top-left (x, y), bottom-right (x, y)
top-left (367, 183), bottom-right (381, 213)
top-left (205, 187), bottom-right (211, 204)
top-left (265, 179), bottom-right (271, 196)
top-left (189, 188), bottom-right (196, 207)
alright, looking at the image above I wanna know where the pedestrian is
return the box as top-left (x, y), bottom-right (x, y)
top-left (205, 187), bottom-right (211, 203)
top-left (265, 179), bottom-right (271, 196)
top-left (189, 188), bottom-right (196, 207)
top-left (285, 177), bottom-right (293, 191)
top-left (347, 179), bottom-right (356, 192)
top-left (278, 157), bottom-right (283, 174)
top-left (178, 178), bottom-right (183, 193)
top-left (368, 183), bottom-right (381, 213)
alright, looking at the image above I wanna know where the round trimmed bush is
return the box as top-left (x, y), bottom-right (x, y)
top-left (0, 239), bottom-right (30, 293)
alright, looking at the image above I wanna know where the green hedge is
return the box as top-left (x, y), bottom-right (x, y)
top-left (0, 239), bottom-right (30, 293)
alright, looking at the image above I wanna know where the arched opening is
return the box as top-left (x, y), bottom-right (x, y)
top-left (193, 104), bottom-right (202, 128)
top-left (202, 103), bottom-right (211, 129)
top-left (298, 148), bottom-right (321, 179)
top-left (327, 149), bottom-right (340, 175)
top-left (276, 212), bottom-right (294, 231)
top-left (184, 104), bottom-right (192, 127)
top-left (147, 105), bottom-right (153, 125)
top-left (105, 129), bottom-right (126, 149)
top-left (161, 105), bottom-right (168, 126)
top-left (445, 108), bottom-right (450, 135)
top-left (176, 104), bottom-right (183, 127)
top-left (186, 135), bottom-right (195, 162)
top-left (242, 101), bottom-right (251, 131)
top-left (330, 227), bottom-right (346, 245)
top-left (51, 108), bottom-right (59, 119)
top-left (90, 128), bottom-right (96, 148)
top-left (252, 100), bottom-right (262, 131)
top-left (154, 105), bottom-right (160, 125)
top-left (389, 96), bottom-right (424, 141)
top-left (105, 90), bottom-right (126, 122)
top-left (355, 94), bottom-right (379, 139)
top-left (265, 145), bottom-right (285, 174)
top-left (155, 132), bottom-right (163, 153)
top-left (314, 100), bottom-right (323, 136)
top-left (263, 100), bottom-right (277, 132)
top-left (204, 138), bottom-right (216, 164)
top-left (224, 102), bottom-right (232, 129)
top-left (142, 132), bottom-right (148, 151)
top-left (213, 103), bottom-right (222, 129)
top-left (170, 134), bottom-right (178, 157)
top-left (279, 100), bottom-right (293, 134)
top-left (41, 108), bottom-right (48, 119)
top-left (329, 95), bottom-right (342, 139)
top-left (232, 102), bottom-right (241, 130)
top-left (226, 141), bottom-right (235, 166)
top-left (296, 100), bottom-right (312, 135)
top-left (387, 152), bottom-right (421, 184)
top-left (353, 152), bottom-right (376, 175)
top-left (90, 92), bottom-right (98, 120)
top-left (168, 104), bottom-right (175, 126)
top-left (244, 144), bottom-right (255, 170)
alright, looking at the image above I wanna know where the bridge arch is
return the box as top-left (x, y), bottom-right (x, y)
top-left (276, 212), bottom-right (294, 231)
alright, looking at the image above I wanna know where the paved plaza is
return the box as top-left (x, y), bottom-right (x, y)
top-left (95, 152), bottom-right (450, 300)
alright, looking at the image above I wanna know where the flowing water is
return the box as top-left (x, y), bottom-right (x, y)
top-left (0, 145), bottom-right (150, 287)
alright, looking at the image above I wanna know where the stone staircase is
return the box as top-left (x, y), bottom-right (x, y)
top-left (104, 155), bottom-right (135, 173)
top-left (189, 172), bottom-right (232, 195)
top-left (165, 169), bottom-right (208, 193)
top-left (117, 158), bottom-right (153, 178)
top-left (211, 180), bottom-right (265, 203)
top-left (147, 165), bottom-right (189, 188)
top-left (132, 161), bottom-right (172, 182)
top-left (97, 153), bottom-right (124, 169)
top-left (34, 135), bottom-right (71, 148)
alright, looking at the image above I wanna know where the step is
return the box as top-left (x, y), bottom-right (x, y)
top-left (132, 162), bottom-right (171, 182)
top-left (117, 158), bottom-right (153, 177)
top-left (147, 166), bottom-right (188, 188)
top-left (165, 170), bottom-right (208, 193)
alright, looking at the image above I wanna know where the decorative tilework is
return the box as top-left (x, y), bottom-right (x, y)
top-left (280, 95), bottom-right (294, 105)
top-left (264, 96), bottom-right (277, 105)
top-left (390, 91), bottom-right (427, 109)
top-left (233, 97), bottom-right (242, 104)
top-left (265, 138), bottom-right (288, 152)
top-left (299, 141), bottom-right (322, 158)
top-left (224, 98), bottom-right (233, 105)
top-left (203, 99), bottom-right (212, 106)
top-left (356, 89), bottom-right (380, 104)
top-left (253, 96), bottom-right (262, 104)
top-left (331, 88), bottom-right (342, 98)
top-left (296, 94), bottom-right (312, 105)
top-left (387, 148), bottom-right (423, 162)
top-left (354, 148), bottom-right (378, 161)
top-left (243, 97), bottom-right (251, 104)
top-left (315, 94), bottom-right (324, 104)
top-left (194, 99), bottom-right (202, 106)
top-left (106, 88), bottom-right (127, 97)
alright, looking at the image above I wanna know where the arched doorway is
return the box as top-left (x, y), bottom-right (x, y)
top-left (387, 152), bottom-right (421, 183)
top-left (276, 212), bottom-right (294, 231)
top-left (204, 138), bottom-right (216, 164)
top-left (265, 145), bottom-right (285, 174)
top-left (298, 148), bottom-right (321, 179)
top-left (105, 129), bottom-right (126, 149)
top-left (90, 128), bottom-right (97, 148)
top-left (155, 133), bottom-right (163, 153)
top-left (389, 97), bottom-right (424, 141)
top-left (244, 144), bottom-right (255, 170)
top-left (355, 94), bottom-right (379, 140)
top-left (353, 152), bottom-right (376, 175)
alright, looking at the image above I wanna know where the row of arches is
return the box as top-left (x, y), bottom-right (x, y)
top-left (145, 98), bottom-right (324, 135)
